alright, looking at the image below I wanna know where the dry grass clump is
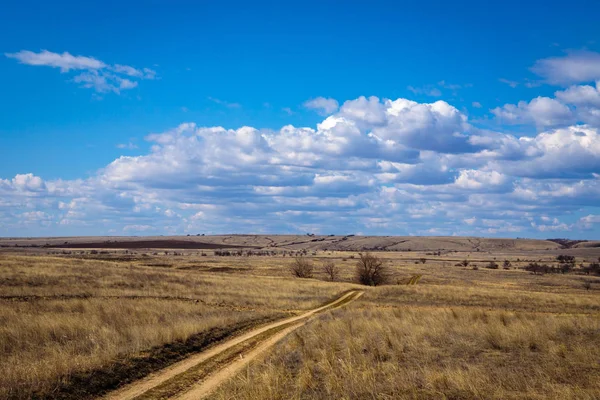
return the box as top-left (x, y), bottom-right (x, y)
top-left (213, 305), bottom-right (600, 399)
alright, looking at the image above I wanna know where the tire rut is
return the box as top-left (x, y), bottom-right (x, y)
top-left (100, 290), bottom-right (363, 400)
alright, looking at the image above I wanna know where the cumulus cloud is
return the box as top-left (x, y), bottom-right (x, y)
top-left (303, 97), bottom-right (339, 115)
top-left (531, 50), bottom-right (600, 85)
top-left (491, 96), bottom-right (574, 128)
top-left (1, 173), bottom-right (46, 193)
top-left (5, 49), bottom-right (156, 94)
top-left (454, 170), bottom-right (510, 191)
top-left (555, 82), bottom-right (600, 106)
top-left (488, 125), bottom-right (600, 179)
top-left (374, 98), bottom-right (477, 153)
top-left (492, 81), bottom-right (600, 129)
top-left (2, 95), bottom-right (600, 237)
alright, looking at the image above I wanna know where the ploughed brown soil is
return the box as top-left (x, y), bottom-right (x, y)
top-left (47, 240), bottom-right (255, 250)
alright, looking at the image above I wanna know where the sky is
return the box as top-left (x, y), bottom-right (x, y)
top-left (1, 0), bottom-right (600, 238)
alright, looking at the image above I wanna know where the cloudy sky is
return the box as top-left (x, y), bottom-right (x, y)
top-left (1, 0), bottom-right (600, 238)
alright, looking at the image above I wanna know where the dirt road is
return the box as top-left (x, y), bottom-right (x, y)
top-left (101, 289), bottom-right (363, 400)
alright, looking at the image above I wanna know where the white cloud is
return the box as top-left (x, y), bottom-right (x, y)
top-left (472, 101), bottom-right (482, 108)
top-left (491, 96), bottom-right (574, 128)
top-left (555, 81), bottom-right (600, 107)
top-left (407, 85), bottom-right (442, 97)
top-left (408, 81), bottom-right (468, 97)
top-left (579, 214), bottom-right (600, 229)
top-left (454, 170), bottom-right (509, 191)
top-left (531, 50), bottom-right (600, 85)
top-left (499, 78), bottom-right (519, 88)
top-left (117, 142), bottom-right (138, 150)
top-left (2, 95), bottom-right (600, 237)
top-left (5, 50), bottom-right (105, 71)
top-left (1, 173), bottom-right (46, 193)
top-left (489, 125), bottom-right (600, 179)
top-left (303, 97), bottom-right (339, 115)
top-left (208, 97), bottom-right (242, 108)
top-left (493, 81), bottom-right (600, 129)
top-left (123, 224), bottom-right (153, 232)
top-left (5, 49), bottom-right (155, 94)
top-left (437, 81), bottom-right (465, 91)
top-left (374, 98), bottom-right (475, 153)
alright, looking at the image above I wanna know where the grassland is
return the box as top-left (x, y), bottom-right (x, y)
top-left (1, 238), bottom-right (599, 399)
top-left (213, 304), bottom-right (599, 399)
top-left (211, 255), bottom-right (600, 400)
top-left (0, 253), bottom-right (353, 399)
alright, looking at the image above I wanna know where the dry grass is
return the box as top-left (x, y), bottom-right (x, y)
top-left (212, 261), bottom-right (600, 400)
top-left (213, 305), bottom-right (600, 399)
top-left (2, 244), bottom-right (600, 400)
top-left (0, 253), bottom-right (352, 399)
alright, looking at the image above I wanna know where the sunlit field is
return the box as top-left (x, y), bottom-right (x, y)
top-left (0, 252), bottom-right (353, 399)
top-left (1, 243), bottom-right (599, 399)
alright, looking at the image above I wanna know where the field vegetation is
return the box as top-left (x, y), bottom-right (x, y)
top-left (211, 252), bottom-right (600, 400)
top-left (1, 241), bottom-right (599, 399)
top-left (0, 253), bottom-right (352, 399)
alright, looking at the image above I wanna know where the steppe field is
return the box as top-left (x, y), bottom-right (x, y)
top-left (1, 235), bottom-right (599, 400)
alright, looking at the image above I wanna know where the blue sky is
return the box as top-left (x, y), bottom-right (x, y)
top-left (1, 0), bottom-right (600, 238)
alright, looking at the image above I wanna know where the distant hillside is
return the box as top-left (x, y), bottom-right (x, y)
top-left (0, 234), bottom-right (564, 252)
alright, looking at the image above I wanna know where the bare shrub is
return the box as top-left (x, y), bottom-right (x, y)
top-left (322, 261), bottom-right (339, 281)
top-left (584, 262), bottom-right (600, 275)
top-left (355, 252), bottom-right (387, 286)
top-left (419, 258), bottom-right (427, 264)
top-left (486, 261), bottom-right (499, 269)
top-left (290, 256), bottom-right (314, 278)
top-left (503, 260), bottom-right (511, 269)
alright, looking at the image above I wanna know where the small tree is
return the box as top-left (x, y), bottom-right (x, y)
top-left (525, 262), bottom-right (550, 275)
top-left (560, 263), bottom-right (573, 274)
top-left (486, 261), bottom-right (499, 269)
top-left (355, 252), bottom-right (388, 286)
top-left (460, 259), bottom-right (470, 268)
top-left (585, 262), bottom-right (600, 275)
top-left (503, 260), bottom-right (511, 269)
top-left (419, 258), bottom-right (427, 264)
top-left (322, 260), bottom-right (339, 281)
top-left (557, 255), bottom-right (575, 264)
top-left (290, 256), bottom-right (313, 278)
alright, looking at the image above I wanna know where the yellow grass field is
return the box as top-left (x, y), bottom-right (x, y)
top-left (0, 238), bottom-right (599, 399)
top-left (0, 252), bottom-right (353, 399)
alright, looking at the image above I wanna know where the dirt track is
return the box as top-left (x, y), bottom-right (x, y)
top-left (101, 290), bottom-right (363, 400)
